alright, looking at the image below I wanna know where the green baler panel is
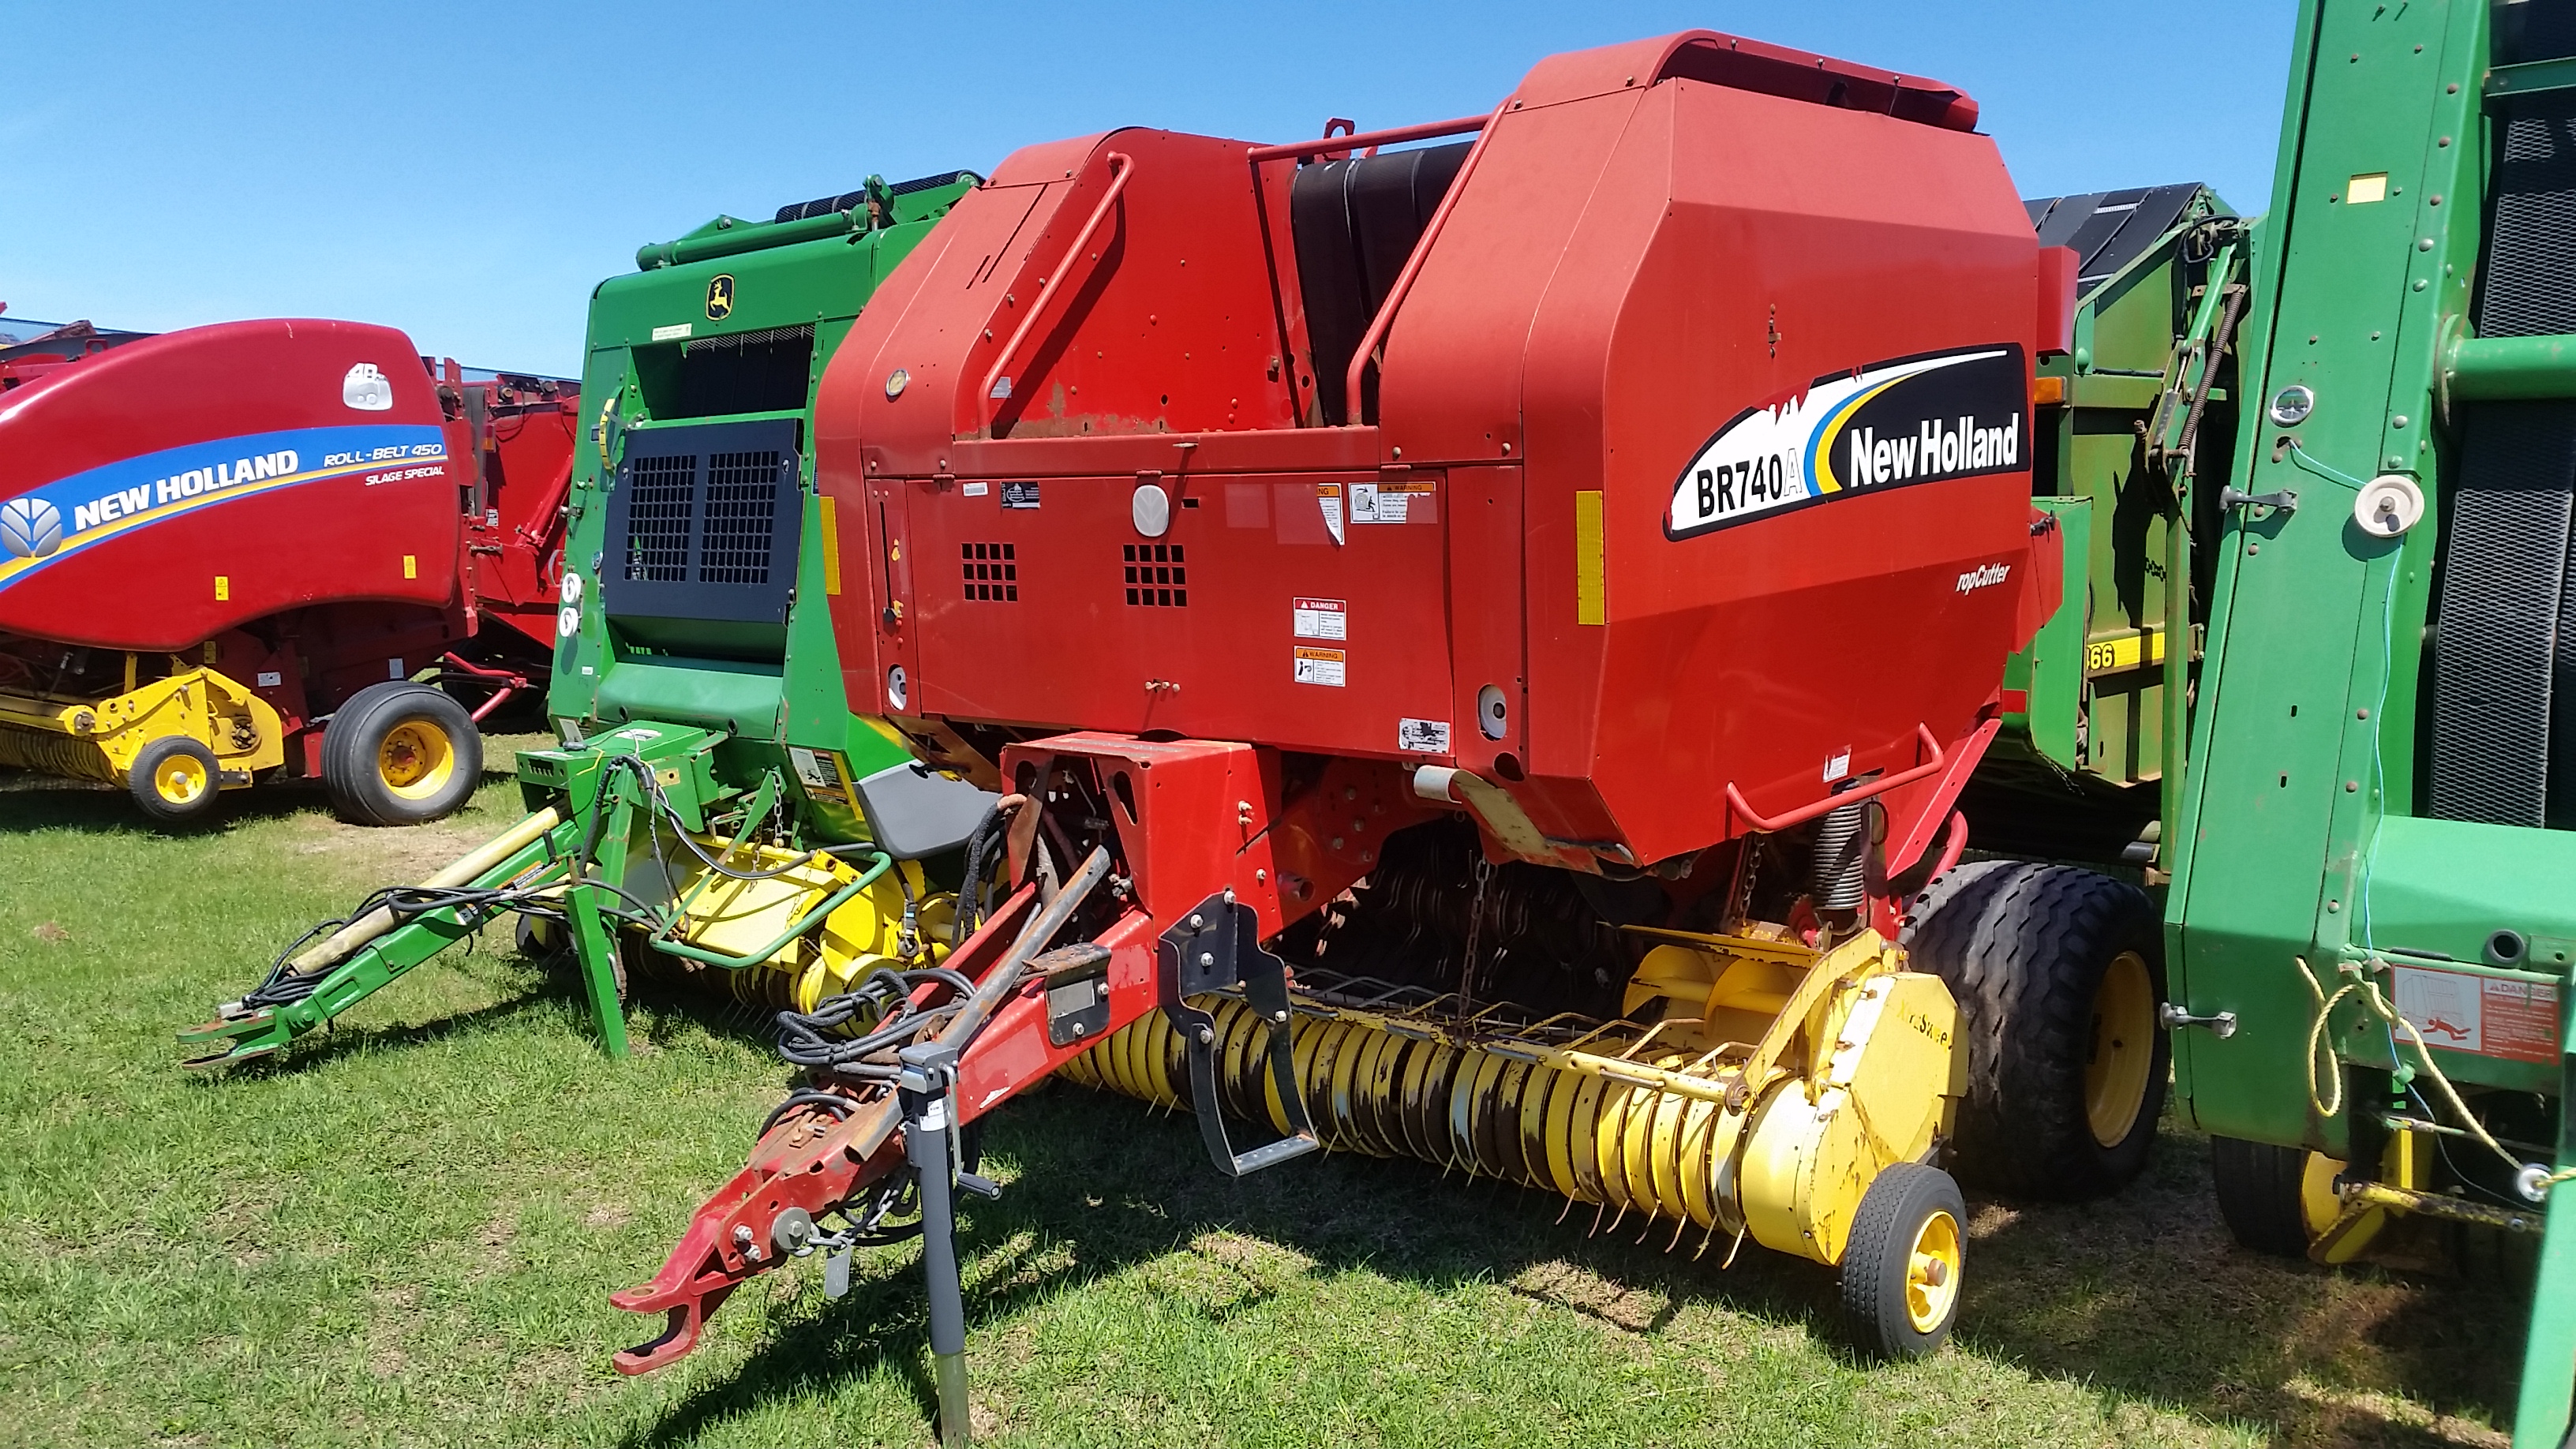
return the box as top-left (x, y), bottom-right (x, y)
top-left (543, 179), bottom-right (973, 847)
top-left (2004, 494), bottom-right (2092, 771)
top-left (2167, 0), bottom-right (2500, 1152)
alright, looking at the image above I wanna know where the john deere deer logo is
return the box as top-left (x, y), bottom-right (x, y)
top-left (706, 275), bottom-right (736, 321)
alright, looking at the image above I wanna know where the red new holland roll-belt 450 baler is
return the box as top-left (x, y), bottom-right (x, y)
top-left (0, 319), bottom-right (576, 824)
top-left (616, 29), bottom-right (2084, 1398)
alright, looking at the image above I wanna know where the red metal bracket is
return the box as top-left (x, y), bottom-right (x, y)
top-left (979, 152), bottom-right (1134, 436)
top-left (1724, 722), bottom-right (1947, 834)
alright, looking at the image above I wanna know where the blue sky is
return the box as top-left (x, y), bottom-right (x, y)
top-left (4, 2), bottom-right (2296, 376)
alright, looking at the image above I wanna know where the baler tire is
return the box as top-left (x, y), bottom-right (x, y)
top-left (322, 683), bottom-right (482, 827)
top-left (2210, 1135), bottom-right (2320, 1259)
top-left (128, 736), bottom-right (223, 826)
top-left (1839, 1161), bottom-right (1968, 1360)
top-left (1900, 860), bottom-right (2168, 1200)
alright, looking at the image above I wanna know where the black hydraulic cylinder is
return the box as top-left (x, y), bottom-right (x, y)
top-left (899, 1042), bottom-right (970, 1449)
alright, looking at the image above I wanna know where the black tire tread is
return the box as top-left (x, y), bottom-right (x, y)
top-left (1839, 1161), bottom-right (1967, 1360)
top-left (1900, 860), bottom-right (2168, 1200)
top-left (2209, 1134), bottom-right (2313, 1258)
top-left (321, 682), bottom-right (482, 827)
top-left (127, 735), bottom-right (222, 826)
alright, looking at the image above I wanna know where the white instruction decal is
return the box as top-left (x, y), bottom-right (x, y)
top-left (1351, 480), bottom-right (1433, 523)
top-left (1397, 717), bottom-right (1451, 754)
top-left (962, 481), bottom-right (990, 497)
top-left (1293, 597), bottom-right (1347, 640)
top-left (1293, 646), bottom-right (1346, 687)
top-left (1317, 483), bottom-right (1344, 545)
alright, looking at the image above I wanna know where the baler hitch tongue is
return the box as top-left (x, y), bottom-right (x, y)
top-left (177, 805), bottom-right (581, 1071)
top-left (175, 1006), bottom-right (286, 1071)
top-left (610, 859), bottom-right (1106, 1387)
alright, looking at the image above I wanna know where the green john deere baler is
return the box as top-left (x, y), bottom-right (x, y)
top-left (180, 170), bottom-right (1001, 1068)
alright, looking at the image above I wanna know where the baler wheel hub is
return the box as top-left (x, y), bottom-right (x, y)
top-left (154, 751), bottom-right (210, 807)
top-left (2084, 949), bottom-right (2157, 1148)
top-left (376, 721), bottom-right (457, 799)
top-left (1904, 1209), bottom-right (1963, 1334)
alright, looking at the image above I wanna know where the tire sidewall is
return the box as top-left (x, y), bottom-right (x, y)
top-left (1846, 1162), bottom-right (1968, 1357)
top-left (323, 683), bottom-right (483, 826)
top-left (1904, 860), bottom-right (2171, 1199)
top-left (128, 735), bottom-right (221, 826)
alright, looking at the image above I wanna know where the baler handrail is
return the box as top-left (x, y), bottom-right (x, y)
top-left (1723, 723), bottom-right (1946, 834)
top-left (1245, 114), bottom-right (1490, 164)
top-left (1339, 102), bottom-right (1510, 427)
top-left (980, 152), bottom-right (1135, 436)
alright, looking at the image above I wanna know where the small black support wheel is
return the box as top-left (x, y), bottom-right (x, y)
top-left (1900, 860), bottom-right (2170, 1199)
top-left (1840, 1162), bottom-right (1968, 1361)
top-left (128, 736), bottom-right (223, 826)
top-left (2211, 1135), bottom-right (2338, 1258)
top-left (322, 682), bottom-right (482, 826)
top-left (514, 913), bottom-right (563, 960)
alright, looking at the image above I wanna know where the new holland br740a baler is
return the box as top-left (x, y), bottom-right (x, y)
top-left (0, 321), bottom-right (575, 824)
top-left (577, 29), bottom-right (2123, 1391)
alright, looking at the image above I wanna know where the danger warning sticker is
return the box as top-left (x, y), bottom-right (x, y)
top-left (1293, 646), bottom-right (1346, 687)
top-left (1293, 597), bottom-right (1346, 640)
top-left (2392, 965), bottom-right (2560, 1065)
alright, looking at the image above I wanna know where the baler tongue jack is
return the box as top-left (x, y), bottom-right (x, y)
top-left (611, 852), bottom-right (1115, 1418)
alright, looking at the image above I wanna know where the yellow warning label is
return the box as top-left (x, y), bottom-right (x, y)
top-left (214, 575), bottom-right (230, 601)
top-left (1293, 646), bottom-right (1346, 687)
top-left (402, 554), bottom-right (417, 580)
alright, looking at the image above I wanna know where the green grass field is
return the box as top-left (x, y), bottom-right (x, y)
top-left (0, 754), bottom-right (2532, 1447)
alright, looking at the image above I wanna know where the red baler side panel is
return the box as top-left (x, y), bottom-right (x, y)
top-left (466, 398), bottom-right (580, 651)
top-left (0, 320), bottom-right (462, 653)
top-left (818, 28), bottom-right (2048, 868)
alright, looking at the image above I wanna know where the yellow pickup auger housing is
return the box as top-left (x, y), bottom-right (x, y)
top-left (1061, 925), bottom-right (1967, 1328)
top-left (0, 658), bottom-right (283, 821)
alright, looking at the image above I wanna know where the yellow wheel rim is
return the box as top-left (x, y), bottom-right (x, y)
top-left (376, 720), bottom-right (458, 800)
top-left (2084, 950), bottom-right (2157, 1148)
top-left (154, 752), bottom-right (209, 806)
top-left (2301, 1151), bottom-right (2349, 1238)
top-left (1905, 1208), bottom-right (1964, 1335)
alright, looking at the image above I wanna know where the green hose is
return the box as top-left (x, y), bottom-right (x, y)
top-left (647, 850), bottom-right (894, 972)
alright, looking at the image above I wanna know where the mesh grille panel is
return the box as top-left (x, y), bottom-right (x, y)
top-left (623, 455), bottom-right (696, 582)
top-left (2427, 77), bottom-right (2576, 828)
top-left (698, 450), bottom-right (782, 586)
top-left (1122, 543), bottom-right (1187, 607)
top-left (962, 542), bottom-right (1017, 602)
top-left (2479, 93), bottom-right (2576, 339)
top-left (2429, 408), bottom-right (2575, 826)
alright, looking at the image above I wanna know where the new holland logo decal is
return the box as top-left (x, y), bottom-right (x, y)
top-left (1664, 344), bottom-right (2028, 540)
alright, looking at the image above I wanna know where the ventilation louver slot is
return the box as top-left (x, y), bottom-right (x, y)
top-left (1123, 543), bottom-right (1187, 607)
top-left (963, 542), bottom-right (1018, 601)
